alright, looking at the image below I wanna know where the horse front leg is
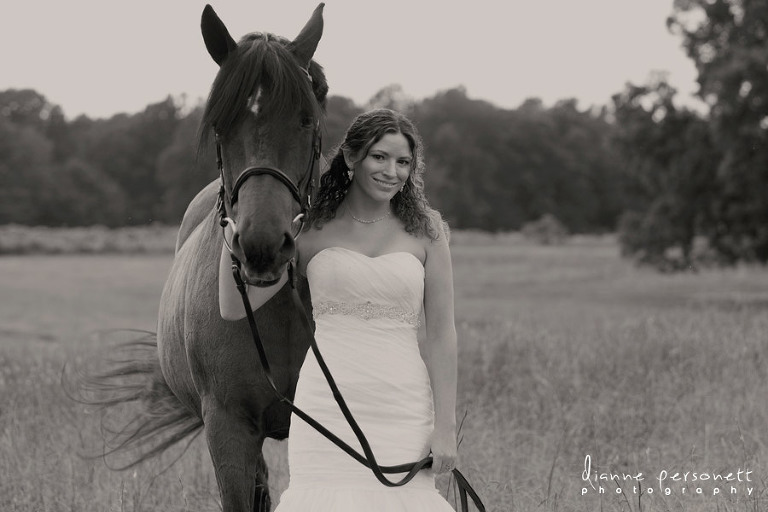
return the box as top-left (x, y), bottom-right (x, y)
top-left (203, 402), bottom-right (271, 512)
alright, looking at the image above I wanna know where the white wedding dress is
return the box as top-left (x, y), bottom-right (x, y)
top-left (274, 246), bottom-right (454, 511)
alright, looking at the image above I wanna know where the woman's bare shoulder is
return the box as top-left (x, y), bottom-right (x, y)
top-left (297, 220), bottom-right (344, 275)
top-left (297, 228), bottom-right (321, 275)
top-left (419, 212), bottom-right (451, 256)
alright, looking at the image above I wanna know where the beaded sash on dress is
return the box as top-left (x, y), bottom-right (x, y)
top-left (306, 246), bottom-right (424, 328)
top-left (313, 300), bottom-right (421, 327)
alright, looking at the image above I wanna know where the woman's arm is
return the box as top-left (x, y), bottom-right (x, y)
top-left (218, 227), bottom-right (288, 321)
top-left (421, 227), bottom-right (458, 474)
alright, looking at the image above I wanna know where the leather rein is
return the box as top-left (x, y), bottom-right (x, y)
top-left (215, 107), bottom-right (485, 512)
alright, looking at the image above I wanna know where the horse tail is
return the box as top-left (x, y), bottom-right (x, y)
top-left (63, 329), bottom-right (204, 470)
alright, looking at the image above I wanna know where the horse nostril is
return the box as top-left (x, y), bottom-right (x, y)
top-left (281, 232), bottom-right (296, 258)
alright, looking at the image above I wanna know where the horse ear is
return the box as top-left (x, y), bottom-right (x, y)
top-left (289, 3), bottom-right (324, 67)
top-left (201, 5), bottom-right (237, 66)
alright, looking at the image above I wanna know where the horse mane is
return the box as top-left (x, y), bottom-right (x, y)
top-left (198, 32), bottom-right (328, 154)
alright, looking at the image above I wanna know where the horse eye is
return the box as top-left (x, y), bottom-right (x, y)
top-left (300, 115), bottom-right (314, 129)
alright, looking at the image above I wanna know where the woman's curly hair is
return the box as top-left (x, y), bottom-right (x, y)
top-left (307, 108), bottom-right (447, 241)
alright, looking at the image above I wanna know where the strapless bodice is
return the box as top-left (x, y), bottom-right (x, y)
top-left (306, 246), bottom-right (424, 328)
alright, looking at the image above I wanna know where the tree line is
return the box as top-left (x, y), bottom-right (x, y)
top-left (613, 0), bottom-right (768, 267)
top-left (1, 0), bottom-right (765, 267)
top-left (0, 86), bottom-right (623, 233)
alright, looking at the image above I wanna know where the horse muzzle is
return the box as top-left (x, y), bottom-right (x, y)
top-left (224, 217), bottom-right (295, 285)
top-left (240, 263), bottom-right (287, 288)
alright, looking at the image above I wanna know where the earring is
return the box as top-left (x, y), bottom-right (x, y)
top-left (347, 168), bottom-right (354, 180)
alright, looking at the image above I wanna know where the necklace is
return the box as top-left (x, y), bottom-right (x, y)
top-left (346, 205), bottom-right (391, 224)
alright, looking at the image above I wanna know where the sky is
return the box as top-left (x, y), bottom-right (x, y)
top-left (0, 0), bottom-right (704, 120)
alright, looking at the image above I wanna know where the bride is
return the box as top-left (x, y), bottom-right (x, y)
top-left (219, 108), bottom-right (458, 510)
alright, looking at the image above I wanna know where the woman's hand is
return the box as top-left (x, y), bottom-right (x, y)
top-left (218, 227), bottom-right (288, 320)
top-left (430, 426), bottom-right (458, 474)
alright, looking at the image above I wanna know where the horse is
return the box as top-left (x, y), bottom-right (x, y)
top-left (71, 5), bottom-right (328, 511)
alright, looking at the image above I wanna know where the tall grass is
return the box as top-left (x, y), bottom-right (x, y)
top-left (1, 235), bottom-right (767, 511)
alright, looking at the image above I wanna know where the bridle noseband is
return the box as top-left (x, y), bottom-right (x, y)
top-left (216, 118), bottom-right (321, 256)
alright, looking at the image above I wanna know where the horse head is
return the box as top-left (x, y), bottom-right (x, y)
top-left (200, 4), bottom-right (327, 286)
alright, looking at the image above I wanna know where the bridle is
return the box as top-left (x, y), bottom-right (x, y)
top-left (213, 68), bottom-right (484, 512)
top-left (215, 119), bottom-right (321, 257)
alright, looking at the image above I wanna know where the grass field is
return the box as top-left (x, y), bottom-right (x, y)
top-left (2, 233), bottom-right (768, 511)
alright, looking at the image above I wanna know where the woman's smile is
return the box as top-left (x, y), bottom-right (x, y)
top-left (372, 176), bottom-right (400, 188)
